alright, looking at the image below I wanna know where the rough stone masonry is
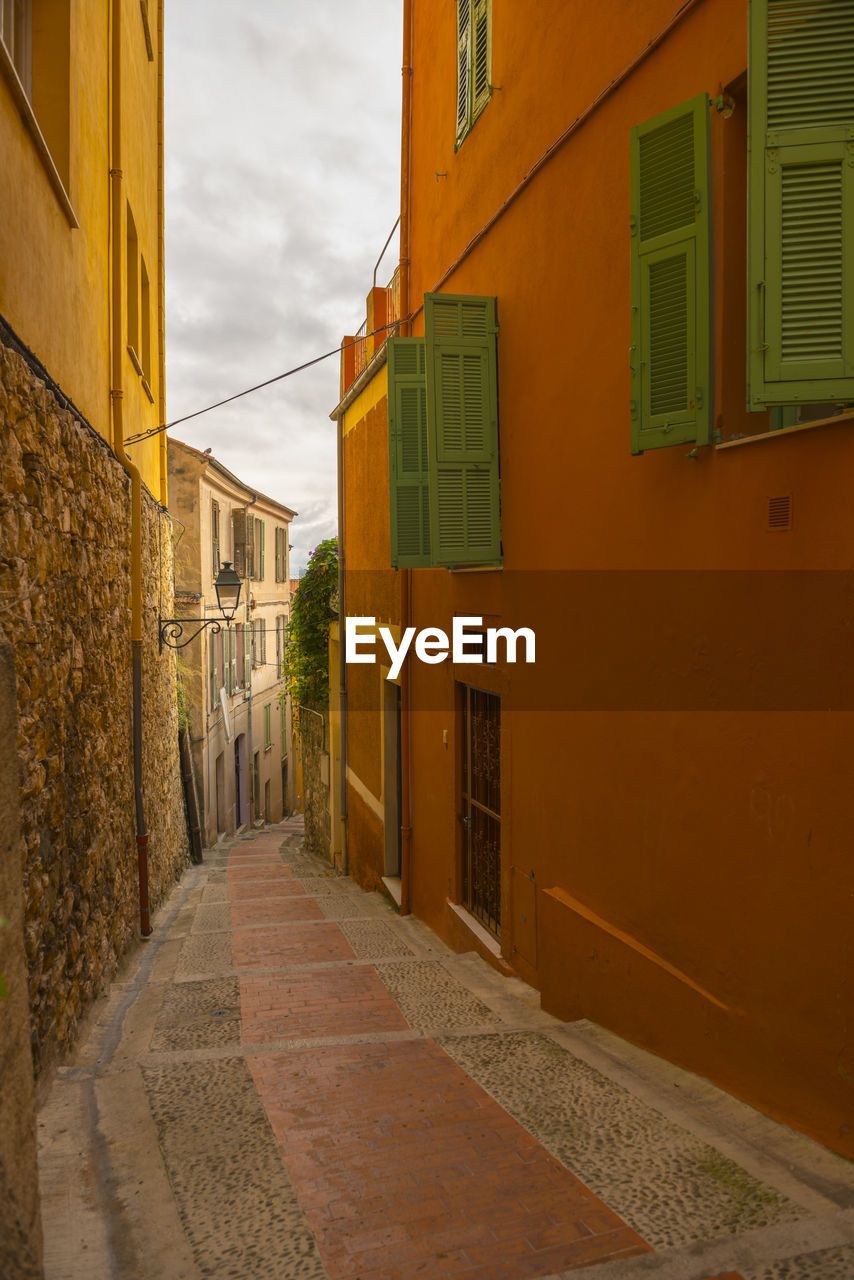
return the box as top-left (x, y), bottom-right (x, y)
top-left (0, 333), bottom-right (189, 1078)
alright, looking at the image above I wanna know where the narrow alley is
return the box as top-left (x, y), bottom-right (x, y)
top-left (36, 820), bottom-right (854, 1280)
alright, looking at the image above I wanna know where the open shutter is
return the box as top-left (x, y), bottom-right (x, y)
top-left (630, 95), bottom-right (711, 454)
top-left (424, 293), bottom-right (501, 567)
top-left (472, 0), bottom-right (491, 121)
top-left (229, 626), bottom-right (237, 693)
top-left (388, 337), bottom-right (432, 567)
top-left (243, 623), bottom-right (251, 686)
top-left (748, 0), bottom-right (854, 407)
top-left (247, 516), bottom-right (256, 580)
top-left (456, 0), bottom-right (471, 142)
top-left (232, 509), bottom-right (246, 577)
top-left (258, 519), bottom-right (266, 580)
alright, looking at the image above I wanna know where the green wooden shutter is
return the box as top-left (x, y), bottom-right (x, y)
top-left (472, 0), bottom-right (491, 121)
top-left (243, 623), bottom-right (251, 685)
top-left (748, 0), bottom-right (854, 407)
top-left (258, 519), bottom-right (266, 580)
top-left (630, 94), bottom-right (711, 454)
top-left (456, 0), bottom-right (471, 142)
top-left (424, 293), bottom-right (501, 567)
top-left (232, 509), bottom-right (246, 577)
top-left (230, 626), bottom-right (237, 693)
top-left (247, 516), bottom-right (256, 580)
top-left (388, 337), bottom-right (432, 567)
top-left (210, 631), bottom-right (218, 709)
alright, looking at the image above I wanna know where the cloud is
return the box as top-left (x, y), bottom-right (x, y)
top-left (165, 0), bottom-right (401, 572)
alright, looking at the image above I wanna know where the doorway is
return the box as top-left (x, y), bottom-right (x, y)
top-left (461, 685), bottom-right (501, 937)
top-left (234, 733), bottom-right (249, 829)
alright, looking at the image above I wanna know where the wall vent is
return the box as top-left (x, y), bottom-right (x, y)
top-left (767, 494), bottom-right (793, 531)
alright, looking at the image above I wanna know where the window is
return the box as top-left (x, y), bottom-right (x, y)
top-left (232, 509), bottom-right (257, 578)
top-left (455, 0), bottom-right (491, 147)
top-left (747, 0), bottom-right (854, 410)
top-left (211, 500), bottom-right (221, 576)
top-left (280, 699), bottom-right (287, 757)
top-left (243, 623), bottom-right (251, 686)
top-left (127, 204), bottom-right (140, 361)
top-left (251, 619), bottom-right (266, 668)
top-left (629, 94), bottom-right (711, 454)
top-left (276, 614), bottom-right (288, 673)
top-left (140, 256), bottom-right (153, 400)
top-left (264, 704), bottom-right (272, 750)
top-left (387, 293), bottom-right (501, 568)
top-left (275, 526), bottom-right (288, 581)
top-left (1, 0), bottom-right (30, 94)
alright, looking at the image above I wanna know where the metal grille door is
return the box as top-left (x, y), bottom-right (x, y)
top-left (462, 686), bottom-right (501, 937)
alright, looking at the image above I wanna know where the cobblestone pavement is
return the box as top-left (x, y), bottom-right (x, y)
top-left (37, 821), bottom-right (854, 1280)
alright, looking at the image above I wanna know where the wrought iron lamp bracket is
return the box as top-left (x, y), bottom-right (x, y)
top-left (159, 617), bottom-right (223, 652)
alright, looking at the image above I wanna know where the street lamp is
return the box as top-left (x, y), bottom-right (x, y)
top-left (159, 561), bottom-right (243, 651)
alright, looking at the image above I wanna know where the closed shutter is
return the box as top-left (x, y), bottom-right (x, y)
top-left (748, 0), bottom-right (854, 407)
top-left (388, 337), bottom-right (432, 567)
top-left (264, 705), bottom-right (271, 749)
top-left (209, 631), bottom-right (218, 709)
top-left (424, 293), bottom-right (501, 567)
top-left (232, 509), bottom-right (246, 577)
top-left (456, 0), bottom-right (471, 141)
top-left (472, 0), bottom-right (491, 120)
top-left (630, 94), bottom-right (711, 453)
top-left (229, 627), bottom-right (237, 693)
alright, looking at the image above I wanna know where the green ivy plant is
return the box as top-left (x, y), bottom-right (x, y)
top-left (282, 538), bottom-right (338, 711)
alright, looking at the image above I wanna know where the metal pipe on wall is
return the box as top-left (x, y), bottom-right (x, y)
top-left (109, 0), bottom-right (150, 936)
top-left (399, 0), bottom-right (414, 916)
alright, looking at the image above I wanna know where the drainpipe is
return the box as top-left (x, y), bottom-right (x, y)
top-left (399, 0), bottom-right (413, 915)
top-left (156, 0), bottom-right (167, 506)
top-left (336, 414), bottom-right (349, 875)
top-left (110, 0), bottom-right (150, 936)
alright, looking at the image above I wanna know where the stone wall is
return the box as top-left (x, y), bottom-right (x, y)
top-left (0, 646), bottom-right (44, 1279)
top-left (0, 329), bottom-right (189, 1077)
top-left (301, 711), bottom-right (331, 859)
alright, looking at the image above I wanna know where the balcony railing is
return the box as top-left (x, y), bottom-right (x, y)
top-left (340, 221), bottom-right (402, 399)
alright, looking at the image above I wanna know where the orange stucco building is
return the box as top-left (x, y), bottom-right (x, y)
top-left (332, 0), bottom-right (854, 1158)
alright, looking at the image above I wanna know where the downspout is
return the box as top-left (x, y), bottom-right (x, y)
top-left (110, 0), bottom-right (151, 936)
top-left (336, 405), bottom-right (348, 874)
top-left (156, 0), bottom-right (167, 506)
top-left (399, 0), bottom-right (413, 915)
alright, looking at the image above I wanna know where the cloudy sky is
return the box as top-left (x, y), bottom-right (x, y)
top-left (164, 2), bottom-right (402, 573)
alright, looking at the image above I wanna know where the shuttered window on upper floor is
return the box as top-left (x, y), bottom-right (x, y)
top-left (456, 0), bottom-right (491, 147)
top-left (388, 294), bottom-right (501, 569)
top-left (748, 0), bottom-right (854, 408)
top-left (630, 94), bottom-right (712, 454)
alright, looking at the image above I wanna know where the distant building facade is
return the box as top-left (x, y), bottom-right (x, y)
top-left (168, 439), bottom-right (296, 843)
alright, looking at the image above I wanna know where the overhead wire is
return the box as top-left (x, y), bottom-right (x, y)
top-left (124, 321), bottom-right (401, 447)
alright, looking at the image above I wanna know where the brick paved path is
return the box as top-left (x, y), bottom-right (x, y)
top-left (235, 830), bottom-right (646, 1279)
top-left (38, 820), bottom-right (854, 1280)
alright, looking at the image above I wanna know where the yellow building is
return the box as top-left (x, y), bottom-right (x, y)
top-left (0, 0), bottom-right (187, 1107)
top-left (0, 0), bottom-right (166, 496)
